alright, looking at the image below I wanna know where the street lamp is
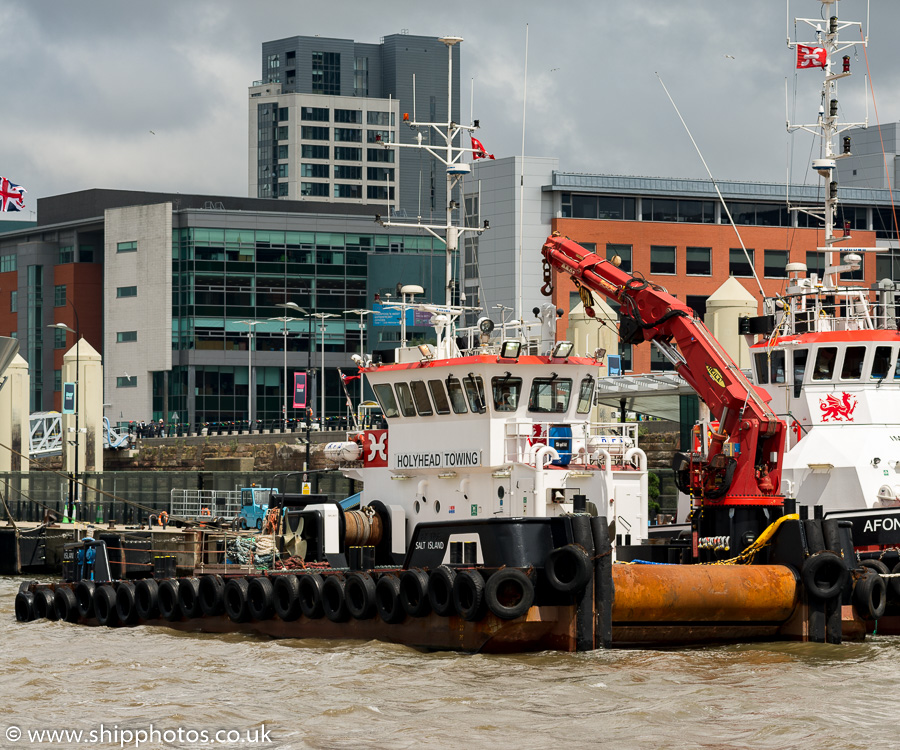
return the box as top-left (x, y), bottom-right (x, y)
top-left (237, 320), bottom-right (260, 429)
top-left (49, 312), bottom-right (79, 523)
top-left (311, 312), bottom-right (337, 429)
top-left (271, 306), bottom-right (307, 431)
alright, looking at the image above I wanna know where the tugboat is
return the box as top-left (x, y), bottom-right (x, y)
top-left (13, 10), bottom-right (884, 650)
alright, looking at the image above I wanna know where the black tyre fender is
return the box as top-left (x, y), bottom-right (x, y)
top-left (453, 569), bottom-right (486, 622)
top-left (75, 580), bottom-right (96, 619)
top-left (545, 544), bottom-right (592, 593)
top-left (198, 574), bottom-right (225, 616)
top-left (298, 573), bottom-right (325, 620)
top-left (94, 584), bottom-right (119, 627)
top-left (428, 565), bottom-right (456, 617)
top-left (853, 569), bottom-right (887, 620)
top-left (485, 569), bottom-right (535, 620)
top-left (399, 569), bottom-right (431, 617)
top-left (247, 577), bottom-right (276, 620)
top-left (15, 591), bottom-right (35, 622)
top-left (158, 579), bottom-right (182, 621)
top-left (801, 551), bottom-right (848, 600)
top-left (115, 582), bottom-right (139, 626)
top-left (891, 561), bottom-right (900, 601)
top-left (345, 572), bottom-right (377, 620)
top-left (224, 578), bottom-right (252, 623)
top-left (322, 575), bottom-right (349, 623)
top-left (178, 577), bottom-right (203, 619)
top-left (135, 578), bottom-right (160, 620)
top-left (54, 587), bottom-right (79, 623)
top-left (33, 588), bottom-right (58, 621)
top-left (859, 558), bottom-right (891, 576)
top-left (375, 574), bottom-right (405, 624)
top-left (274, 575), bottom-right (302, 621)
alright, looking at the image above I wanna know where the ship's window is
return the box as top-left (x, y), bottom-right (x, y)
top-left (394, 382), bottom-right (417, 417)
top-left (446, 377), bottom-right (468, 414)
top-left (841, 346), bottom-right (866, 380)
top-left (872, 346), bottom-right (892, 379)
top-left (428, 380), bottom-right (451, 414)
top-left (410, 380), bottom-right (433, 416)
top-left (793, 349), bottom-right (808, 398)
top-left (463, 374), bottom-right (486, 413)
top-left (754, 352), bottom-right (769, 385)
top-left (491, 376), bottom-right (523, 412)
top-left (373, 383), bottom-right (399, 418)
top-left (576, 376), bottom-right (595, 414)
top-left (770, 350), bottom-right (786, 383)
top-left (812, 347), bottom-right (837, 380)
top-left (528, 377), bottom-right (573, 413)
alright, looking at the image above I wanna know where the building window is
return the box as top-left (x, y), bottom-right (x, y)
top-left (117, 241), bottom-right (137, 253)
top-left (301, 126), bottom-right (329, 140)
top-left (561, 194), bottom-right (636, 220)
top-left (277, 182), bottom-right (289, 196)
top-left (650, 246), bottom-right (676, 275)
top-left (606, 243), bottom-right (632, 273)
top-left (764, 250), bottom-right (789, 278)
top-left (300, 182), bottom-right (329, 197)
top-left (277, 144), bottom-right (288, 159)
top-left (367, 111), bottom-right (392, 126)
top-left (619, 343), bottom-right (632, 371)
top-left (58, 246), bottom-right (74, 264)
top-left (116, 376), bottom-right (138, 388)
top-left (78, 246), bottom-right (94, 263)
top-left (686, 295), bottom-right (708, 318)
top-left (301, 107), bottom-right (329, 122)
top-left (335, 184), bottom-right (362, 199)
top-left (117, 331), bottom-right (138, 343)
top-left (9, 290), bottom-right (16, 313)
top-left (276, 125), bottom-right (289, 140)
top-left (54, 327), bottom-right (67, 349)
top-left (367, 129), bottom-right (392, 143)
top-left (301, 163), bottom-right (329, 178)
top-left (117, 286), bottom-right (137, 298)
top-left (367, 186), bottom-right (395, 201)
top-left (685, 247), bottom-right (711, 275)
top-left (54, 369), bottom-right (61, 392)
top-left (806, 251), bottom-right (825, 278)
top-left (354, 56), bottom-right (368, 96)
top-left (0, 254), bottom-right (17, 272)
top-left (334, 165), bottom-right (362, 180)
top-left (726, 202), bottom-right (789, 227)
top-left (301, 144), bottom-right (329, 159)
top-left (312, 51), bottom-right (340, 95)
top-left (650, 347), bottom-right (675, 372)
top-left (367, 166), bottom-right (395, 182)
top-left (367, 148), bottom-right (395, 163)
top-left (267, 53), bottom-right (280, 69)
top-left (277, 107), bottom-right (288, 122)
top-left (335, 147), bottom-right (362, 161)
top-left (277, 163), bottom-right (289, 178)
top-left (729, 248), bottom-right (755, 277)
top-left (54, 284), bottom-right (66, 307)
top-left (334, 127), bottom-right (362, 143)
top-left (335, 109), bottom-right (361, 124)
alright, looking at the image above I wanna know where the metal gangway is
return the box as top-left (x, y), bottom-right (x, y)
top-left (29, 413), bottom-right (132, 457)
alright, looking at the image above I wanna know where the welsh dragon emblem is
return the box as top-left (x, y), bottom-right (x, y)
top-left (818, 392), bottom-right (857, 422)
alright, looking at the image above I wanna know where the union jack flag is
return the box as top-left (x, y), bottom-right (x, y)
top-left (0, 177), bottom-right (26, 212)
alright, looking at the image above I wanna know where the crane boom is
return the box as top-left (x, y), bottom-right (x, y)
top-left (541, 234), bottom-right (785, 508)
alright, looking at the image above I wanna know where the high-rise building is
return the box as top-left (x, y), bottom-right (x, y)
top-left (249, 33), bottom-right (460, 219)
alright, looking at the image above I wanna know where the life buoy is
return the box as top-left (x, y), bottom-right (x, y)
top-left (247, 577), bottom-right (275, 620)
top-left (485, 569), bottom-right (535, 620)
top-left (274, 575), bottom-right (302, 622)
top-left (200, 507), bottom-right (211, 517)
top-left (198, 575), bottom-right (225, 616)
top-left (224, 578), bottom-right (251, 623)
top-left (399, 569), bottom-right (431, 617)
top-left (452, 569), bottom-right (486, 621)
top-left (115, 582), bottom-right (139, 626)
top-left (801, 551), bottom-right (848, 600)
top-left (375, 574), bottom-right (405, 624)
top-left (135, 579), bottom-right (160, 620)
top-left (157, 511), bottom-right (168, 527)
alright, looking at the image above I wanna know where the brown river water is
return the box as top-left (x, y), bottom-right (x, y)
top-left (2, 575), bottom-right (898, 750)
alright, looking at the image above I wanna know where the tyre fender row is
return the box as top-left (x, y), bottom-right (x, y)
top-left (800, 552), bottom-right (895, 621)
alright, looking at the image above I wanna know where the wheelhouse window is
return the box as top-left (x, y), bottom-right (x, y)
top-left (463, 374), bottom-right (486, 413)
top-left (872, 347), bottom-right (893, 379)
top-left (491, 376), bottom-right (523, 412)
top-left (373, 383), bottom-right (399, 418)
top-left (770, 350), bottom-right (786, 383)
top-left (446, 377), bottom-right (468, 414)
top-left (576, 376), bottom-right (595, 414)
top-left (754, 352), bottom-right (769, 385)
top-left (394, 382), bottom-right (416, 417)
top-left (793, 349), bottom-right (808, 397)
top-left (841, 346), bottom-right (866, 380)
top-left (410, 380), bottom-right (433, 416)
top-left (428, 380), bottom-right (451, 415)
top-left (528, 377), bottom-right (573, 413)
top-left (813, 347), bottom-right (837, 380)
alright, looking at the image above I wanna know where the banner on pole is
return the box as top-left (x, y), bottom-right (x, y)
top-left (293, 372), bottom-right (307, 408)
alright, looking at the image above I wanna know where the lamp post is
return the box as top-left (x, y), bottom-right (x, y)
top-left (311, 312), bottom-right (337, 430)
top-left (272, 306), bottom-right (307, 432)
top-left (343, 308), bottom-right (373, 418)
top-left (237, 320), bottom-right (260, 429)
top-left (49, 309), bottom-right (79, 523)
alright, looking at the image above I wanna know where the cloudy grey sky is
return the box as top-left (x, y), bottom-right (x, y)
top-left (1, 0), bottom-right (896, 220)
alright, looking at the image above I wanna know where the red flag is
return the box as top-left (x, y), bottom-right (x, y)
top-left (796, 45), bottom-right (827, 69)
top-left (471, 136), bottom-right (495, 160)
